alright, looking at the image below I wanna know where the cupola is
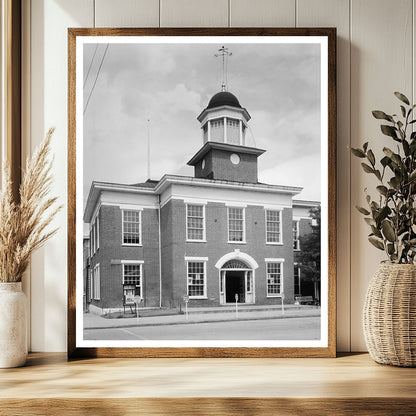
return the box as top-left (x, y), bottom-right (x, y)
top-left (197, 90), bottom-right (251, 147)
top-left (187, 47), bottom-right (265, 184)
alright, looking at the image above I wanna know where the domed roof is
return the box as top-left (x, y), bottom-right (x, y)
top-left (207, 91), bottom-right (242, 109)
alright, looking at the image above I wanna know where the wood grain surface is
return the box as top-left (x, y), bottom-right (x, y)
top-left (67, 27), bottom-right (337, 359)
top-left (2, 398), bottom-right (416, 416)
top-left (1, 353), bottom-right (416, 415)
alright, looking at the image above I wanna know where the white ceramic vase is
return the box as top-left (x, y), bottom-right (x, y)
top-left (0, 282), bottom-right (28, 368)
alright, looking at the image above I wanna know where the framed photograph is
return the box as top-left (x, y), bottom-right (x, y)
top-left (68, 28), bottom-right (336, 358)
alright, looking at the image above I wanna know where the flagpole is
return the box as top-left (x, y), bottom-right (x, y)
top-left (147, 118), bottom-right (151, 180)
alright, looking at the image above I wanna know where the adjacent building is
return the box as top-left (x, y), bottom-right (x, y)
top-left (84, 89), bottom-right (319, 314)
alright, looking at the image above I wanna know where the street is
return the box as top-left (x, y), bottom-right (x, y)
top-left (83, 316), bottom-right (320, 340)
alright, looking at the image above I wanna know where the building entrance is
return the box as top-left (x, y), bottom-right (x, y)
top-left (225, 271), bottom-right (245, 303)
top-left (219, 259), bottom-right (254, 304)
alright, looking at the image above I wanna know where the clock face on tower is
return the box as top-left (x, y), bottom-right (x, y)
top-left (230, 153), bottom-right (241, 165)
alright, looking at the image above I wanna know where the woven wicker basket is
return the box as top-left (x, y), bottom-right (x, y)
top-left (363, 262), bottom-right (416, 367)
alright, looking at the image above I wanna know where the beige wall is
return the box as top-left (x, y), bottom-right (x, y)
top-left (22, 0), bottom-right (416, 352)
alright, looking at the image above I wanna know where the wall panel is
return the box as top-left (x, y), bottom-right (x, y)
top-left (297, 0), bottom-right (350, 352)
top-left (230, 0), bottom-right (295, 27)
top-left (160, 0), bottom-right (228, 27)
top-left (414, 0), bottom-right (416, 107)
top-left (95, 0), bottom-right (159, 27)
top-left (350, 0), bottom-right (413, 351)
top-left (23, 0), bottom-right (416, 352)
top-left (29, 0), bottom-right (94, 352)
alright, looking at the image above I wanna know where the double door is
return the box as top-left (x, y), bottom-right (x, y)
top-left (220, 270), bottom-right (254, 304)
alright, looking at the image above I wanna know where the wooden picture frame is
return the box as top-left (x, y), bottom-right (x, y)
top-left (1, 0), bottom-right (22, 200)
top-left (68, 28), bottom-right (336, 358)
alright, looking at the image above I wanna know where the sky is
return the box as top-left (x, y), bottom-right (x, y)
top-left (83, 40), bottom-right (322, 206)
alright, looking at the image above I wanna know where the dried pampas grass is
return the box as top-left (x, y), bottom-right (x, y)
top-left (0, 128), bottom-right (61, 282)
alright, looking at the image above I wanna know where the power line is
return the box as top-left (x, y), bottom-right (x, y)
top-left (83, 43), bottom-right (109, 115)
top-left (83, 44), bottom-right (98, 88)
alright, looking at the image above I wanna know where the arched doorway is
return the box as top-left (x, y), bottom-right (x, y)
top-left (215, 251), bottom-right (258, 305)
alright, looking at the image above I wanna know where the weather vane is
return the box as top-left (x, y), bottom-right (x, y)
top-left (215, 46), bottom-right (232, 92)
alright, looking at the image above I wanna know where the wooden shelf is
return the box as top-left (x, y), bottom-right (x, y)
top-left (1, 353), bottom-right (416, 415)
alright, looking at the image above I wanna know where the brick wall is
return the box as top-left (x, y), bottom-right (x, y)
top-left (89, 205), bottom-right (161, 309)
top-left (160, 200), bottom-right (175, 307)
top-left (194, 148), bottom-right (259, 183)
top-left (163, 200), bottom-right (295, 307)
top-left (90, 197), bottom-right (299, 310)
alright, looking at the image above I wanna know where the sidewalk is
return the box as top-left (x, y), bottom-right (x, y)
top-left (83, 305), bottom-right (321, 330)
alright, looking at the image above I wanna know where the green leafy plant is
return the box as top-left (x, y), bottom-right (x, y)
top-left (351, 92), bottom-right (416, 263)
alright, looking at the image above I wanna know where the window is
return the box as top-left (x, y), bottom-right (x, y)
top-left (212, 119), bottom-right (223, 128)
top-left (90, 214), bottom-right (99, 256)
top-left (89, 227), bottom-right (93, 257)
top-left (123, 264), bottom-right (142, 296)
top-left (222, 259), bottom-right (248, 269)
top-left (88, 268), bottom-right (93, 301)
top-left (96, 217), bottom-right (100, 250)
top-left (267, 262), bottom-right (282, 296)
top-left (246, 271), bottom-right (252, 293)
top-left (203, 123), bottom-right (208, 142)
top-left (186, 204), bottom-right (205, 241)
top-left (92, 264), bottom-right (100, 300)
top-left (227, 118), bottom-right (240, 145)
top-left (187, 261), bottom-right (206, 298)
top-left (266, 210), bottom-right (281, 244)
top-left (293, 220), bottom-right (300, 250)
top-left (228, 207), bottom-right (245, 242)
top-left (122, 210), bottom-right (141, 245)
top-left (210, 118), bottom-right (224, 142)
top-left (294, 264), bottom-right (301, 296)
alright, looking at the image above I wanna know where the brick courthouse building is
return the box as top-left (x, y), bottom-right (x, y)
top-left (84, 89), bottom-right (319, 314)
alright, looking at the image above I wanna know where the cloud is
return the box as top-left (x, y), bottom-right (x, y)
top-left (82, 41), bottom-right (322, 205)
top-left (120, 83), bottom-right (202, 119)
top-left (259, 152), bottom-right (321, 201)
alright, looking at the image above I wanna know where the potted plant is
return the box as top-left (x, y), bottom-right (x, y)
top-left (351, 92), bottom-right (416, 367)
top-left (0, 128), bottom-right (60, 368)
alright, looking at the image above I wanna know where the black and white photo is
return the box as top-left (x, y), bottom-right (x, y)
top-left (68, 29), bottom-right (336, 356)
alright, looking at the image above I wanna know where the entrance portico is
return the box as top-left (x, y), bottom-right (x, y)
top-left (215, 250), bottom-right (259, 305)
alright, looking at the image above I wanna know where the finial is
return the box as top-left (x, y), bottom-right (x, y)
top-left (215, 46), bottom-right (232, 91)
